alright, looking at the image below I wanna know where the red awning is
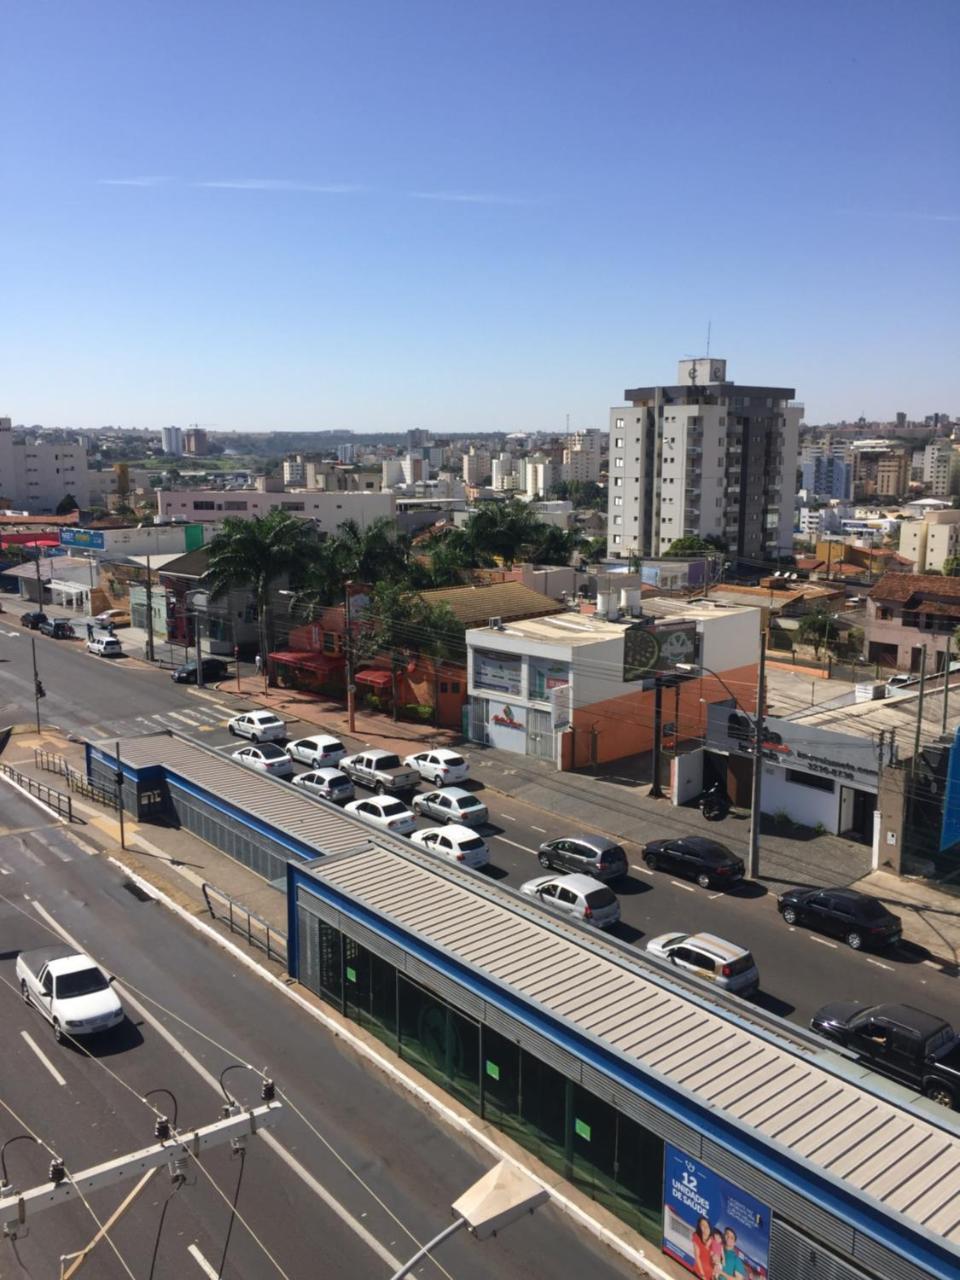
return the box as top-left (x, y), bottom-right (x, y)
top-left (268, 649), bottom-right (344, 671)
top-left (354, 668), bottom-right (393, 688)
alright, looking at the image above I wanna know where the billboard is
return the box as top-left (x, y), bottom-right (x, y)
top-left (663, 1145), bottom-right (770, 1279)
top-left (473, 649), bottom-right (522, 696)
top-left (706, 705), bottom-right (879, 791)
top-left (60, 528), bottom-right (105, 550)
top-left (623, 621), bottom-right (700, 684)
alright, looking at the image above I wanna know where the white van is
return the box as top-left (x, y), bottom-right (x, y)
top-left (87, 634), bottom-right (123, 658)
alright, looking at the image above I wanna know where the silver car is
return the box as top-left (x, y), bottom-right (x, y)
top-left (292, 768), bottom-right (355, 803)
top-left (520, 873), bottom-right (620, 929)
top-left (411, 787), bottom-right (488, 827)
top-left (644, 931), bottom-right (760, 997)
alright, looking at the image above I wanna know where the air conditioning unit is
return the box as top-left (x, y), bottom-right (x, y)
top-left (488, 616), bottom-right (503, 630)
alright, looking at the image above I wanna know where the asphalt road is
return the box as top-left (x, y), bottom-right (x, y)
top-left (0, 784), bottom-right (637, 1280)
top-left (9, 620), bottom-right (960, 1036)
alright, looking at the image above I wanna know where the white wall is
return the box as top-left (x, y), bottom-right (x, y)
top-left (760, 763), bottom-right (841, 832)
top-left (157, 488), bottom-right (395, 531)
top-left (699, 607), bottom-right (762, 674)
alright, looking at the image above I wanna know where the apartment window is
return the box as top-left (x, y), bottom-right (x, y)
top-left (719, 417), bottom-right (726, 426)
top-left (615, 418), bottom-right (624, 429)
top-left (614, 496), bottom-right (623, 506)
top-left (613, 516), bottom-right (622, 525)
top-left (614, 437), bottom-right (624, 448)
top-left (612, 534), bottom-right (622, 544)
top-left (282, 501), bottom-right (305, 511)
top-left (613, 477), bottom-right (622, 487)
top-left (193, 501), bottom-right (216, 510)
top-left (614, 458), bottom-right (624, 468)
top-left (224, 500), bottom-right (248, 511)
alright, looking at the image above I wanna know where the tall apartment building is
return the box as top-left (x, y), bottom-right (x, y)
top-left (606, 359), bottom-right (800, 561)
top-left (462, 447), bottom-right (491, 487)
top-left (875, 451), bottom-right (910, 498)
top-left (0, 418), bottom-right (90, 512)
top-left (337, 442), bottom-right (355, 464)
top-left (161, 426), bottom-right (183, 456)
top-left (183, 427), bottom-right (208, 456)
top-left (524, 453), bottom-right (554, 499)
top-left (850, 443), bottom-right (910, 499)
top-left (800, 453), bottom-right (852, 500)
top-left (923, 438), bottom-right (957, 497)
top-left (561, 428), bottom-right (602, 485)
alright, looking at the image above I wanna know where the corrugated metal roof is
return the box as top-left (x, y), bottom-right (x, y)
top-left (310, 846), bottom-right (960, 1253)
top-left (96, 734), bottom-right (376, 858)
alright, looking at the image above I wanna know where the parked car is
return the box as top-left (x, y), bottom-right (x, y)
top-left (537, 834), bottom-right (627, 881)
top-left (403, 748), bottom-right (470, 786)
top-left (20, 610), bottom-right (48, 630)
top-left (886, 674), bottom-right (916, 695)
top-left (810, 1002), bottom-right (960, 1108)
top-left (777, 886), bottom-right (901, 950)
top-left (286, 734), bottom-right (347, 768)
top-left (410, 823), bottom-right (490, 868)
top-left (642, 837), bottom-right (744, 889)
top-left (94, 608), bottom-right (131, 628)
top-left (292, 768), bottom-right (355, 803)
top-left (411, 787), bottom-right (488, 826)
top-left (520, 873), bottom-right (621, 929)
top-left (344, 795), bottom-right (417, 835)
top-left (228, 710), bottom-right (286, 743)
top-left (39, 616), bottom-right (74, 638)
top-left (340, 750), bottom-right (420, 795)
top-left (232, 743), bottom-right (294, 778)
top-left (16, 945), bottom-right (123, 1042)
top-left (87, 633), bottom-right (123, 658)
top-left (172, 657), bottom-right (228, 684)
top-left (644, 931), bottom-right (760, 997)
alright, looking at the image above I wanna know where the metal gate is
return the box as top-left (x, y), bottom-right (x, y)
top-left (526, 707), bottom-right (554, 762)
top-left (469, 697), bottom-right (490, 745)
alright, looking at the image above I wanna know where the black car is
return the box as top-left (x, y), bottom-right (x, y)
top-left (38, 616), bottom-right (73, 638)
top-left (172, 658), bottom-right (229, 684)
top-left (777, 887), bottom-right (901, 951)
top-left (642, 837), bottom-right (744, 889)
top-left (20, 610), bottom-right (48, 630)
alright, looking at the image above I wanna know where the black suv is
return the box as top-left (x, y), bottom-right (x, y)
top-left (778, 887), bottom-right (901, 951)
top-left (172, 658), bottom-right (229, 684)
top-left (20, 610), bottom-right (48, 630)
top-left (642, 837), bottom-right (744, 889)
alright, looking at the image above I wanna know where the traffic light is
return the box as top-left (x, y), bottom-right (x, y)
top-left (35, 679), bottom-right (45, 699)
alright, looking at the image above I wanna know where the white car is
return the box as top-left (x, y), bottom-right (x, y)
top-left (410, 823), bottom-right (490, 868)
top-left (644, 931), bottom-right (760, 997)
top-left (228, 710), bottom-right (287, 743)
top-left (519, 873), bottom-right (621, 929)
top-left (292, 768), bottom-right (355, 803)
top-left (344, 796), bottom-right (417, 835)
top-left (17, 945), bottom-right (124, 1042)
top-left (286, 734), bottom-right (347, 768)
top-left (411, 787), bottom-right (488, 826)
top-left (232, 743), bottom-right (294, 778)
top-left (403, 748), bottom-right (470, 786)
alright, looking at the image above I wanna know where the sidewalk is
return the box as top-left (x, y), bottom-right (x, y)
top-left (852, 870), bottom-right (960, 972)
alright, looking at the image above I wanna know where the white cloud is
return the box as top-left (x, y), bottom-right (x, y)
top-left (98, 176), bottom-right (172, 187)
top-left (195, 178), bottom-right (362, 193)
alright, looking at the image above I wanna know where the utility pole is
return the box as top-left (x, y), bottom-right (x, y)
top-left (648, 676), bottom-right (665, 799)
top-left (114, 740), bottom-right (125, 850)
top-left (942, 650), bottom-right (953, 736)
top-left (747, 639), bottom-right (767, 879)
top-left (30, 638), bottom-right (43, 733)
top-left (913, 646), bottom-right (927, 765)
top-left (144, 554), bottom-right (155, 664)
top-left (33, 545), bottom-right (43, 611)
top-left (345, 581), bottom-right (356, 734)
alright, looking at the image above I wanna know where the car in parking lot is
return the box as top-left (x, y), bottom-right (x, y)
top-left (39, 616), bottom-right (74, 638)
top-left (291, 768), bottom-right (355, 803)
top-left (20, 610), bottom-right (48, 630)
top-left (644, 931), bottom-right (760, 997)
top-left (94, 609), bottom-right (131, 628)
top-left (232, 743), bottom-right (294, 778)
top-left (172, 657), bottom-right (228, 683)
top-left (642, 836), bottom-right (744, 889)
top-left (520, 873), bottom-right (621, 929)
top-left (777, 886), bottom-right (902, 950)
top-left (87, 633), bottom-right (123, 658)
top-left (344, 796), bottom-right (417, 835)
top-left (410, 823), bottom-right (490, 868)
top-left (403, 748), bottom-right (470, 786)
top-left (228, 710), bottom-right (286, 743)
top-left (286, 734), bottom-right (347, 768)
top-left (411, 787), bottom-right (488, 826)
top-left (340, 750), bottom-right (420, 795)
top-left (536, 834), bottom-right (627, 881)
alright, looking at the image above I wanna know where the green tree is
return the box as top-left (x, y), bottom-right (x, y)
top-left (664, 534), bottom-right (726, 556)
top-left (796, 608), bottom-right (841, 658)
top-left (943, 556), bottom-right (960, 577)
top-left (461, 501), bottom-right (543, 568)
top-left (55, 493), bottom-right (79, 515)
top-left (335, 516), bottom-right (412, 583)
top-left (529, 524), bottom-right (588, 566)
top-left (204, 510), bottom-right (321, 659)
top-left (356, 582), bottom-right (465, 665)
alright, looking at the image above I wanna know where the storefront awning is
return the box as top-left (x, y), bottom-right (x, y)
top-left (354, 668), bottom-right (393, 688)
top-left (269, 649), bottom-right (344, 671)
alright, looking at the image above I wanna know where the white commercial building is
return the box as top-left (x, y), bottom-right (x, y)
top-left (58, 522), bottom-right (210, 560)
top-left (156, 485), bottom-right (395, 533)
top-left (0, 418), bottom-right (90, 513)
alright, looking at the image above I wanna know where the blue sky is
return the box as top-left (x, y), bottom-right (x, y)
top-left (1, 1), bottom-right (957, 432)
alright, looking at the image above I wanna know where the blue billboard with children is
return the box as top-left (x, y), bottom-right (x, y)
top-left (663, 1145), bottom-right (771, 1279)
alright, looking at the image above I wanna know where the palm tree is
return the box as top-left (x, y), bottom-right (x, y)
top-left (204, 510), bottom-right (321, 668)
top-left (336, 517), bottom-right (412, 583)
top-left (529, 524), bottom-right (588, 567)
top-left (462, 501), bottom-right (544, 568)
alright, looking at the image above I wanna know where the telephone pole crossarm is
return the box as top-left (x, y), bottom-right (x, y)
top-left (1, 1101), bottom-right (282, 1237)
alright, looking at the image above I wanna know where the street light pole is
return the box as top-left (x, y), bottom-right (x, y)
top-left (648, 677), bottom-right (665, 799)
top-left (144, 553), bottom-right (155, 664)
top-left (345, 581), bottom-right (356, 734)
top-left (31, 638), bottom-right (42, 733)
top-left (747, 640), bottom-right (767, 880)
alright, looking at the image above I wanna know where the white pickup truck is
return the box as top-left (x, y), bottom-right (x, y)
top-left (17, 945), bottom-right (124, 1042)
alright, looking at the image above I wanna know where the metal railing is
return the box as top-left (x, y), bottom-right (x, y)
top-left (0, 761), bottom-right (72, 821)
top-left (33, 748), bottom-right (118, 809)
top-left (201, 882), bottom-right (288, 966)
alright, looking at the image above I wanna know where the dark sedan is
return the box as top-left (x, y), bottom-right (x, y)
top-left (777, 886), bottom-right (901, 951)
top-left (172, 658), bottom-right (229, 684)
top-left (20, 610), bottom-right (48, 630)
top-left (642, 836), bottom-right (744, 889)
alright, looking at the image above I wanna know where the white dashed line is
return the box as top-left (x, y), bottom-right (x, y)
top-left (866, 958), bottom-right (894, 971)
top-left (187, 1244), bottom-right (219, 1278)
top-left (670, 880), bottom-right (696, 893)
top-left (20, 1031), bottom-right (66, 1086)
top-left (501, 813), bottom-right (517, 821)
top-left (494, 836), bottom-right (540, 856)
top-left (531, 826), bottom-right (547, 834)
top-left (708, 892), bottom-right (723, 900)
top-left (631, 865), bottom-right (654, 876)
top-left (810, 935), bottom-right (838, 949)
top-left (923, 960), bottom-right (943, 969)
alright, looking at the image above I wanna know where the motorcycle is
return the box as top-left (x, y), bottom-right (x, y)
top-left (699, 781), bottom-right (731, 821)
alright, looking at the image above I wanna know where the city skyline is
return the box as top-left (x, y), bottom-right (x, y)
top-left (2, 1), bottom-right (957, 431)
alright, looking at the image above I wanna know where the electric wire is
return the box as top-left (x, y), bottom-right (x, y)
top-left (216, 1147), bottom-right (245, 1279)
top-left (147, 1178), bottom-right (182, 1280)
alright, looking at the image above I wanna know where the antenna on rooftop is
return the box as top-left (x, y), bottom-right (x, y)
top-left (706, 320), bottom-right (712, 358)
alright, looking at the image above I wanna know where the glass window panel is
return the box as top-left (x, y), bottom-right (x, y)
top-left (518, 1050), bottom-right (568, 1177)
top-left (571, 1085), bottom-right (618, 1216)
top-left (615, 1114), bottom-right (664, 1243)
top-left (317, 918), bottom-right (342, 1007)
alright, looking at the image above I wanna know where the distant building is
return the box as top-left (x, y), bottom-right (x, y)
top-left (336, 442), bottom-right (355, 464)
top-left (560, 428), bottom-right (602, 485)
top-left (462, 447), bottom-right (491, 486)
top-left (800, 453), bottom-right (852, 500)
top-left (156, 484), bottom-right (394, 532)
top-left (161, 426), bottom-right (183, 457)
top-left (899, 510), bottom-right (960, 573)
top-left (0, 417), bottom-right (90, 513)
top-left (866, 573), bottom-right (960, 671)
top-left (183, 428), bottom-right (208, 456)
top-left (922, 438), bottom-right (958, 497)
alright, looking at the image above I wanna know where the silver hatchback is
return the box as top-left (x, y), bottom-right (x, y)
top-left (644, 931), bottom-right (760, 997)
top-left (412, 787), bottom-right (488, 827)
top-left (520, 873), bottom-right (621, 929)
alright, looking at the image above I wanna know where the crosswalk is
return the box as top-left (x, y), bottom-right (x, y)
top-left (0, 824), bottom-right (101, 874)
top-left (81, 701), bottom-right (234, 743)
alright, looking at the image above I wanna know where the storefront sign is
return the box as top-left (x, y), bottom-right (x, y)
top-left (60, 528), bottom-right (105, 550)
top-left (474, 649), bottom-right (522, 696)
top-left (551, 682), bottom-right (571, 730)
top-left (663, 1145), bottom-right (771, 1279)
top-left (529, 656), bottom-right (570, 701)
top-left (707, 705), bottom-right (879, 790)
top-left (487, 699), bottom-right (525, 751)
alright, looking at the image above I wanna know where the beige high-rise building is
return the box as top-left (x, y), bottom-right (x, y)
top-left (899, 510), bottom-right (960, 572)
top-left (0, 418), bottom-right (90, 512)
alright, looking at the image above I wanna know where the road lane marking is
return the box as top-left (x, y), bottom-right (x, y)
top-left (631, 864), bottom-right (654, 876)
top-left (500, 813), bottom-right (517, 821)
top-left (187, 1244), bottom-right (219, 1278)
top-left (31, 831), bottom-right (72, 862)
top-left (708, 893), bottom-right (723, 900)
top-left (531, 825), bottom-right (547, 834)
top-left (30, 898), bottom-right (403, 1273)
top-left (20, 1030), bottom-right (66, 1086)
top-left (866, 957), bottom-right (894, 971)
top-left (810, 935), bottom-right (838, 949)
top-left (166, 710), bottom-right (203, 724)
top-left (493, 836), bottom-right (539, 856)
top-left (670, 880), bottom-right (696, 893)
